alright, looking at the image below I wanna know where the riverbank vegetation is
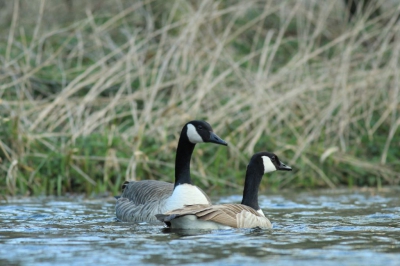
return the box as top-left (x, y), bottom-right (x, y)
top-left (1, 0), bottom-right (399, 196)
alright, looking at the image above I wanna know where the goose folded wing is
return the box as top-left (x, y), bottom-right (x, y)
top-left (120, 180), bottom-right (174, 204)
top-left (193, 204), bottom-right (266, 228)
top-left (156, 203), bottom-right (270, 228)
top-left (116, 197), bottom-right (167, 223)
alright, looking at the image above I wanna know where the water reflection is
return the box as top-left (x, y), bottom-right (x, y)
top-left (0, 190), bottom-right (399, 265)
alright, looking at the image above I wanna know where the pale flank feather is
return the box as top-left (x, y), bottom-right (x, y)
top-left (236, 210), bottom-right (272, 228)
top-left (257, 209), bottom-right (266, 217)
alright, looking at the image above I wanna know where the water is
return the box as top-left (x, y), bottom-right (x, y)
top-left (1, 189), bottom-right (399, 266)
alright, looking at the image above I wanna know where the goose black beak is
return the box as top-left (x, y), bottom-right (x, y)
top-left (278, 162), bottom-right (292, 171)
top-left (208, 132), bottom-right (228, 146)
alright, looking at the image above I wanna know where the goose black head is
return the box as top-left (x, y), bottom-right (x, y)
top-left (185, 120), bottom-right (228, 146)
top-left (251, 151), bottom-right (292, 174)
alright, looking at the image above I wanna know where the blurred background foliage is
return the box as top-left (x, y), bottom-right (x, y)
top-left (0, 0), bottom-right (399, 197)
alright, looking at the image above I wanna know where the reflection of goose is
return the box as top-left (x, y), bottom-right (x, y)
top-left (156, 152), bottom-right (292, 229)
top-left (115, 120), bottom-right (227, 223)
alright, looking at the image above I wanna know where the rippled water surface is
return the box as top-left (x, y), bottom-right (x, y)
top-left (1, 189), bottom-right (399, 266)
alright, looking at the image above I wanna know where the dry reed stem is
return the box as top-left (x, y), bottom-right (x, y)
top-left (1, 0), bottom-right (399, 193)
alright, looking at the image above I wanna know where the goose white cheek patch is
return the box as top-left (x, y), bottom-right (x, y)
top-left (262, 156), bottom-right (276, 173)
top-left (186, 124), bottom-right (204, 143)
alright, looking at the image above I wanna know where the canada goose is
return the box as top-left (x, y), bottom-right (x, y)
top-left (156, 152), bottom-right (292, 229)
top-left (115, 120), bottom-right (228, 223)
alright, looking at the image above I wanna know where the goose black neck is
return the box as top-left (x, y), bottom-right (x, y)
top-left (241, 162), bottom-right (263, 210)
top-left (174, 132), bottom-right (196, 188)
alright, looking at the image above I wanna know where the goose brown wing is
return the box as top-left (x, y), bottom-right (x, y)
top-left (157, 204), bottom-right (269, 228)
top-left (193, 204), bottom-right (263, 228)
top-left (199, 204), bottom-right (272, 228)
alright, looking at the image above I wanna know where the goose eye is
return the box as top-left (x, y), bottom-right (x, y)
top-left (197, 126), bottom-right (203, 130)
